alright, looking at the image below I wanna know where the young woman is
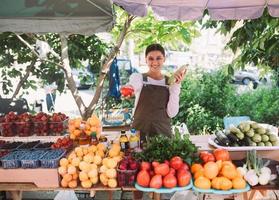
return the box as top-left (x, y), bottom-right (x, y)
top-left (126, 43), bottom-right (186, 143)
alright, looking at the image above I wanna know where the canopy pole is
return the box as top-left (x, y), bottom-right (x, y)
top-left (86, 0), bottom-right (113, 17)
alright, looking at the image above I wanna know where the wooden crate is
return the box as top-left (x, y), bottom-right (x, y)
top-left (0, 168), bottom-right (59, 187)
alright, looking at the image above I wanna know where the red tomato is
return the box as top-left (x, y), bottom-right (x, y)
top-left (199, 151), bottom-right (215, 163)
top-left (120, 87), bottom-right (134, 97)
top-left (163, 174), bottom-right (177, 188)
top-left (154, 163), bottom-right (170, 176)
top-left (140, 162), bottom-right (151, 171)
top-left (149, 175), bottom-right (162, 189)
top-left (179, 163), bottom-right (190, 171)
top-left (213, 149), bottom-right (230, 161)
top-left (169, 168), bottom-right (176, 176)
top-left (152, 161), bottom-right (160, 168)
top-left (170, 156), bottom-right (183, 170)
top-left (136, 170), bottom-right (150, 187)
top-left (177, 170), bottom-right (191, 187)
top-left (149, 170), bottom-right (155, 177)
top-left (164, 160), bottom-right (170, 166)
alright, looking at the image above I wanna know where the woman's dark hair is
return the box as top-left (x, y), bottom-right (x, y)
top-left (145, 43), bottom-right (165, 57)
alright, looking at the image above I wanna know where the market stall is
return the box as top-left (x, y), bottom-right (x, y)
top-left (0, 112), bottom-right (278, 200)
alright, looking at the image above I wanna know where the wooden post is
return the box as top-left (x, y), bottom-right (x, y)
top-left (10, 191), bottom-right (22, 200)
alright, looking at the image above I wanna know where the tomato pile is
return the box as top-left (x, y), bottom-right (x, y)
top-left (136, 156), bottom-right (192, 189)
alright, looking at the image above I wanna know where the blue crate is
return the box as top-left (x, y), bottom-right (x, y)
top-left (20, 150), bottom-right (46, 168)
top-left (1, 151), bottom-right (26, 169)
top-left (223, 116), bottom-right (251, 129)
top-left (40, 149), bottom-right (66, 168)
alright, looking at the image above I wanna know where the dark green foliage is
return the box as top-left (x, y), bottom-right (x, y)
top-left (174, 69), bottom-right (235, 134)
top-left (173, 70), bottom-right (279, 135)
top-left (201, 10), bottom-right (279, 84)
top-left (0, 32), bottom-right (109, 96)
top-left (134, 130), bottom-right (199, 164)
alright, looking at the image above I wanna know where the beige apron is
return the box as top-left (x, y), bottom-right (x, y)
top-left (132, 73), bottom-right (172, 142)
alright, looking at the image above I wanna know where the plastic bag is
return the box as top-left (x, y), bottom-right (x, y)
top-left (170, 191), bottom-right (197, 200)
top-left (54, 191), bottom-right (78, 200)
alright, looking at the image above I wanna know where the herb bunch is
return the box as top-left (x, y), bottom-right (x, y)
top-left (134, 130), bottom-right (199, 164)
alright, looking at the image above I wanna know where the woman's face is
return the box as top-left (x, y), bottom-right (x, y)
top-left (145, 50), bottom-right (165, 73)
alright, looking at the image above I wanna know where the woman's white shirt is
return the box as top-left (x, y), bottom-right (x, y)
top-left (127, 73), bottom-right (181, 118)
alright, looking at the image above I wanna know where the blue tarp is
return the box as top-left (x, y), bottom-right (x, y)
top-left (108, 58), bottom-right (121, 100)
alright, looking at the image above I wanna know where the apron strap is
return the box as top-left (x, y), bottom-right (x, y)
top-left (142, 73), bottom-right (148, 82)
top-left (142, 73), bottom-right (170, 85)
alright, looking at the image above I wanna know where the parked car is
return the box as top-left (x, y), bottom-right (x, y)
top-left (232, 68), bottom-right (271, 88)
top-left (72, 67), bottom-right (94, 90)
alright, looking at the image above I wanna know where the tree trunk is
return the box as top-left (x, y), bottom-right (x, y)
top-left (60, 34), bottom-right (87, 117)
top-left (83, 15), bottom-right (135, 119)
top-left (12, 59), bottom-right (37, 98)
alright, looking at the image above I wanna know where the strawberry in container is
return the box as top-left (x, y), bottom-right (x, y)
top-left (0, 112), bottom-right (17, 137)
top-left (51, 136), bottom-right (73, 151)
top-left (33, 112), bottom-right (49, 136)
top-left (15, 112), bottom-right (33, 137)
top-left (49, 112), bottom-right (68, 136)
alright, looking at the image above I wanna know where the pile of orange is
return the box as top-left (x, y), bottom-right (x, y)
top-left (68, 115), bottom-right (102, 140)
top-left (191, 160), bottom-right (247, 190)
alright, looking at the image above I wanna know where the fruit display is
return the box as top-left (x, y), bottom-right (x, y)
top-left (15, 113), bottom-right (32, 137)
top-left (136, 156), bottom-right (192, 189)
top-left (0, 149), bottom-right (65, 169)
top-left (35, 142), bottom-right (54, 149)
top-left (68, 115), bottom-right (102, 141)
top-left (20, 150), bottom-right (46, 168)
top-left (0, 112), bottom-right (68, 137)
top-left (0, 112), bottom-right (17, 137)
top-left (17, 141), bottom-right (40, 149)
top-left (117, 155), bottom-right (139, 186)
top-left (49, 113), bottom-right (68, 135)
top-left (1, 150), bottom-right (25, 168)
top-left (40, 149), bottom-right (66, 168)
top-left (215, 121), bottom-right (279, 147)
top-left (1, 141), bottom-right (23, 150)
top-left (0, 140), bottom-right (6, 148)
top-left (51, 136), bottom-right (73, 150)
top-left (58, 143), bottom-right (123, 188)
top-left (192, 149), bottom-right (248, 191)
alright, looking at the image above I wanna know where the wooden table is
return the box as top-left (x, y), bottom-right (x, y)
top-left (0, 135), bottom-right (279, 200)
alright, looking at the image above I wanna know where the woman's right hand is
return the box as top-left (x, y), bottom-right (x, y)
top-left (120, 85), bottom-right (134, 98)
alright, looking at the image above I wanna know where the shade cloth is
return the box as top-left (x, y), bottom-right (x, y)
top-left (112, 0), bottom-right (279, 20)
top-left (0, 0), bottom-right (114, 35)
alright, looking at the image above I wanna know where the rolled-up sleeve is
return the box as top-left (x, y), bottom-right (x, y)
top-left (167, 83), bottom-right (181, 118)
top-left (127, 73), bottom-right (142, 92)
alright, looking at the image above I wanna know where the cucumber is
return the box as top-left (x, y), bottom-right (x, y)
top-left (225, 133), bottom-right (240, 144)
top-left (241, 137), bottom-right (250, 146)
top-left (215, 131), bottom-right (230, 146)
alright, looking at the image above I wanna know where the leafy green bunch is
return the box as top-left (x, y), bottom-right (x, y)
top-left (134, 130), bottom-right (199, 164)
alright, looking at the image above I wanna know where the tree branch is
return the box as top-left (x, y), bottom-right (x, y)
top-left (60, 34), bottom-right (87, 116)
top-left (12, 59), bottom-right (37, 98)
top-left (84, 14), bottom-right (135, 118)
